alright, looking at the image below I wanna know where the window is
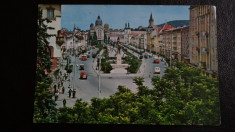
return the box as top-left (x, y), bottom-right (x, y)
top-left (47, 9), bottom-right (54, 19)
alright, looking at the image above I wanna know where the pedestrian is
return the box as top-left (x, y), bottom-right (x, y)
top-left (58, 83), bottom-right (60, 89)
top-left (61, 86), bottom-right (65, 94)
top-left (63, 99), bottom-right (66, 107)
top-left (68, 88), bottom-right (72, 98)
top-left (55, 90), bottom-right (59, 101)
top-left (72, 89), bottom-right (76, 98)
top-left (54, 85), bottom-right (57, 94)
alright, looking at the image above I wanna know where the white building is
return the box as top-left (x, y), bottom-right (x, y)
top-left (38, 4), bottom-right (62, 58)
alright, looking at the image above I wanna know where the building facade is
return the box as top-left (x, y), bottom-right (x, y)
top-left (181, 26), bottom-right (190, 63)
top-left (38, 4), bottom-right (62, 58)
top-left (189, 5), bottom-right (217, 76)
top-left (89, 16), bottom-right (104, 43)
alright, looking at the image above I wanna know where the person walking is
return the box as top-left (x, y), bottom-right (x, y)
top-left (55, 90), bottom-right (59, 101)
top-left (54, 85), bottom-right (57, 95)
top-left (68, 88), bottom-right (72, 98)
top-left (62, 86), bottom-right (65, 94)
top-left (72, 89), bottom-right (76, 98)
top-left (63, 99), bottom-right (66, 107)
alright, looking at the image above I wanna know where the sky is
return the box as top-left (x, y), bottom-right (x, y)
top-left (61, 5), bottom-right (190, 31)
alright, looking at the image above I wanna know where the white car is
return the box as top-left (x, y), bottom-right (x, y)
top-left (154, 67), bottom-right (160, 74)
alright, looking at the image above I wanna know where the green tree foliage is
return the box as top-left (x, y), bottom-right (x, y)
top-left (33, 9), bottom-right (58, 123)
top-left (36, 9), bottom-right (54, 83)
top-left (91, 32), bottom-right (98, 46)
top-left (133, 77), bottom-right (144, 86)
top-left (101, 58), bottom-right (113, 73)
top-left (104, 34), bottom-right (107, 43)
top-left (126, 56), bottom-right (141, 73)
top-left (57, 62), bottom-right (220, 125)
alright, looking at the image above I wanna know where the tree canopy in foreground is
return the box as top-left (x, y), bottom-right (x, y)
top-left (57, 62), bottom-right (220, 125)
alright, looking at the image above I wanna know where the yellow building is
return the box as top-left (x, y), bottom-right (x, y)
top-left (189, 5), bottom-right (217, 77)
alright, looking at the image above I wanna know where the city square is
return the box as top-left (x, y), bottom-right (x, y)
top-left (34, 5), bottom-right (220, 125)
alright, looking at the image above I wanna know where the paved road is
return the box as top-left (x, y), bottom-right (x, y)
top-left (54, 45), bottom-right (167, 108)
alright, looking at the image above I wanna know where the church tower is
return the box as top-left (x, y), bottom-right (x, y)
top-left (124, 22), bottom-right (131, 44)
top-left (149, 13), bottom-right (154, 27)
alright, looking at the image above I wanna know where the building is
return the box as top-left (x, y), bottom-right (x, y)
top-left (181, 26), bottom-right (190, 64)
top-left (38, 4), bottom-right (62, 70)
top-left (89, 15), bottom-right (105, 43)
top-left (189, 5), bottom-right (217, 77)
top-left (158, 24), bottom-right (175, 57)
top-left (124, 22), bottom-right (131, 44)
top-left (95, 16), bottom-right (104, 42)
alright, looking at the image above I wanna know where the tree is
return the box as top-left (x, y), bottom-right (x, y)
top-left (104, 33), bottom-right (107, 43)
top-left (33, 9), bottom-right (58, 123)
top-left (133, 77), bottom-right (144, 87)
top-left (151, 61), bottom-right (220, 125)
top-left (56, 62), bottom-right (220, 125)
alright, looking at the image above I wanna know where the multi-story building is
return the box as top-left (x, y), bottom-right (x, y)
top-left (189, 5), bottom-right (217, 77)
top-left (38, 4), bottom-right (62, 70)
top-left (181, 26), bottom-right (190, 64)
top-left (158, 24), bottom-right (175, 58)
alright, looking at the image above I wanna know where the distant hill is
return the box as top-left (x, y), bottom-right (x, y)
top-left (157, 20), bottom-right (189, 28)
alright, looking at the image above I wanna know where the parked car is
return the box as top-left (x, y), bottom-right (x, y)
top-left (81, 55), bottom-right (87, 61)
top-left (154, 67), bottom-right (160, 74)
top-left (80, 71), bottom-right (87, 79)
top-left (92, 46), bottom-right (96, 49)
top-left (154, 59), bottom-right (160, 63)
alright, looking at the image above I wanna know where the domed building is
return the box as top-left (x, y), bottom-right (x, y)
top-left (89, 15), bottom-right (104, 42)
top-left (95, 16), bottom-right (103, 26)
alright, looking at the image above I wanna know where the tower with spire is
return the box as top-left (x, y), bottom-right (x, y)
top-left (149, 13), bottom-right (154, 27)
top-left (124, 22), bottom-right (131, 44)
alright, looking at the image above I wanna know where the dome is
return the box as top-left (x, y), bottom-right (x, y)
top-left (95, 16), bottom-right (103, 26)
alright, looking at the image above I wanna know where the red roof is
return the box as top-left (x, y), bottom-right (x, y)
top-left (130, 31), bottom-right (146, 35)
top-left (152, 25), bottom-right (158, 29)
top-left (61, 29), bottom-right (68, 37)
top-left (158, 24), bottom-right (175, 33)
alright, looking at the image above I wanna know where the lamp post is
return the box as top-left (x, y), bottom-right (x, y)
top-left (98, 53), bottom-right (105, 98)
top-left (98, 53), bottom-right (101, 98)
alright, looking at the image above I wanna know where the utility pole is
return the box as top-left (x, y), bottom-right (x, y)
top-left (98, 53), bottom-right (101, 98)
top-left (170, 30), bottom-right (172, 67)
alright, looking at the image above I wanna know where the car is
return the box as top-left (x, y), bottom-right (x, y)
top-left (79, 64), bottom-right (84, 70)
top-left (80, 71), bottom-right (87, 79)
top-left (154, 59), bottom-right (160, 63)
top-left (92, 46), bottom-right (96, 49)
top-left (154, 67), bottom-right (160, 74)
top-left (81, 55), bottom-right (87, 61)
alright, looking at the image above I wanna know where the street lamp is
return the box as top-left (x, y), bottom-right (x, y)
top-left (98, 53), bottom-right (105, 98)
